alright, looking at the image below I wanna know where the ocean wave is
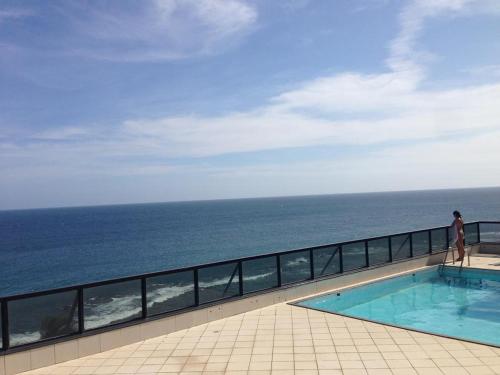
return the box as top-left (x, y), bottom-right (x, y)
top-left (10, 331), bottom-right (42, 346)
top-left (146, 284), bottom-right (194, 307)
top-left (85, 294), bottom-right (142, 329)
top-left (243, 271), bottom-right (275, 281)
top-left (285, 257), bottom-right (309, 267)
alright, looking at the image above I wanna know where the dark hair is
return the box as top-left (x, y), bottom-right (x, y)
top-left (453, 210), bottom-right (462, 218)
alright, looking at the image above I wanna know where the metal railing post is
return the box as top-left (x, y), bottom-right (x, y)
top-left (364, 240), bottom-right (369, 267)
top-left (477, 222), bottom-right (481, 243)
top-left (78, 287), bottom-right (84, 333)
top-left (1, 300), bottom-right (9, 350)
top-left (409, 234), bottom-right (413, 258)
top-left (428, 230), bottom-right (432, 254)
top-left (388, 237), bottom-right (393, 263)
top-left (141, 277), bottom-right (147, 319)
top-left (194, 269), bottom-right (199, 306)
top-left (339, 245), bottom-right (344, 273)
top-left (446, 227), bottom-right (450, 249)
top-left (238, 261), bottom-right (243, 296)
top-left (276, 255), bottom-right (282, 287)
top-left (309, 249), bottom-right (315, 279)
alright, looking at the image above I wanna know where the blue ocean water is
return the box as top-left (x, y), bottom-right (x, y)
top-left (1, 187), bottom-right (500, 296)
top-left (297, 266), bottom-right (500, 346)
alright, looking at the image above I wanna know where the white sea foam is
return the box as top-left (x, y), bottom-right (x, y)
top-left (146, 284), bottom-right (194, 307)
top-left (85, 294), bottom-right (142, 329)
top-left (10, 331), bottom-right (41, 346)
top-left (243, 271), bottom-right (275, 281)
top-left (285, 257), bottom-right (308, 267)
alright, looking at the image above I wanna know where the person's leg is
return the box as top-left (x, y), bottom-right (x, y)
top-left (456, 240), bottom-right (465, 260)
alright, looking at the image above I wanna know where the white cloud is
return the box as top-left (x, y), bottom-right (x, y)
top-left (0, 8), bottom-right (34, 22)
top-left (60, 0), bottom-right (258, 61)
top-left (463, 64), bottom-right (500, 78)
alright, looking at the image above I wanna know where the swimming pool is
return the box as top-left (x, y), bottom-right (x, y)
top-left (295, 266), bottom-right (500, 347)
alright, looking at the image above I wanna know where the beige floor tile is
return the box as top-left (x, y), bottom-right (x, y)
top-left (342, 369), bottom-right (368, 375)
top-left (295, 362), bottom-right (317, 370)
top-left (72, 366), bottom-right (98, 374)
top-left (415, 368), bottom-right (444, 375)
top-left (464, 366), bottom-right (495, 374)
top-left (381, 352), bottom-right (406, 360)
top-left (272, 361), bottom-right (294, 370)
top-left (439, 367), bottom-right (469, 375)
top-left (295, 370), bottom-right (319, 375)
top-left (316, 360), bottom-right (341, 370)
top-left (339, 353), bottom-right (361, 361)
top-left (390, 369), bottom-right (418, 375)
top-left (250, 354), bottom-right (272, 362)
top-left (362, 359), bottom-right (388, 369)
top-left (386, 359), bottom-right (412, 368)
top-left (366, 370), bottom-right (392, 375)
top-left (433, 358), bottom-right (462, 367)
top-left (409, 359), bottom-right (437, 368)
top-left (207, 355), bottom-right (230, 363)
top-left (360, 353), bottom-right (383, 361)
top-left (93, 366), bottom-right (119, 374)
top-left (226, 361), bottom-right (250, 371)
top-left (248, 361), bottom-right (272, 371)
top-left (340, 360), bottom-right (365, 369)
top-left (317, 370), bottom-right (342, 375)
top-left (203, 362), bottom-right (227, 371)
top-left (137, 364), bottom-right (162, 373)
top-left (158, 363), bottom-right (184, 372)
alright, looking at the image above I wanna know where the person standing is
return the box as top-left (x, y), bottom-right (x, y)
top-left (452, 210), bottom-right (465, 261)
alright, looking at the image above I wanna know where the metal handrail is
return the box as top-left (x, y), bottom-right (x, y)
top-left (0, 220), bottom-right (496, 354)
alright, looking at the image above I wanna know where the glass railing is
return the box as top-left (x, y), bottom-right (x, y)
top-left (0, 220), bottom-right (496, 353)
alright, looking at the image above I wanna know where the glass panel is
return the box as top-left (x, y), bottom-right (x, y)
top-left (242, 256), bottom-right (278, 294)
top-left (198, 262), bottom-right (240, 304)
top-left (464, 223), bottom-right (479, 245)
top-left (313, 246), bottom-right (340, 278)
top-left (8, 290), bottom-right (78, 347)
top-left (342, 241), bottom-right (367, 271)
top-left (480, 223), bottom-right (500, 243)
top-left (84, 280), bottom-right (141, 330)
top-left (431, 228), bottom-right (448, 252)
top-left (448, 226), bottom-right (455, 247)
top-left (0, 302), bottom-right (2, 349)
top-left (146, 271), bottom-right (195, 316)
top-left (391, 234), bottom-right (411, 260)
top-left (367, 238), bottom-right (390, 266)
top-left (280, 251), bottom-right (311, 285)
top-left (412, 231), bottom-right (430, 256)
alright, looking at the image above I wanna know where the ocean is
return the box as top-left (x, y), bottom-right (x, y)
top-left (1, 187), bottom-right (500, 297)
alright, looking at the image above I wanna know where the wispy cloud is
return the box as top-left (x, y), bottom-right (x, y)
top-left (49, 0), bottom-right (258, 61)
top-left (0, 7), bottom-right (34, 22)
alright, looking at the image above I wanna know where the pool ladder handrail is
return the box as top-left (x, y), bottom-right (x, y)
top-left (439, 246), bottom-right (454, 274)
top-left (439, 244), bottom-right (471, 274)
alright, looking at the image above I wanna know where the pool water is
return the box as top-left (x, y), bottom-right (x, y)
top-left (296, 266), bottom-right (500, 346)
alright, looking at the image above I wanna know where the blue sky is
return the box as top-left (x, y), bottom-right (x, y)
top-left (1, 0), bottom-right (500, 209)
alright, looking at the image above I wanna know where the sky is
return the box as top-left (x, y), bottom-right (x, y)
top-left (1, 0), bottom-right (500, 210)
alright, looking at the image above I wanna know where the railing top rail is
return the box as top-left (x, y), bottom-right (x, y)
top-left (0, 220), bottom-right (490, 301)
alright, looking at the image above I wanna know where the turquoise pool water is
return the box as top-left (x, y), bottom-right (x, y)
top-left (296, 266), bottom-right (500, 346)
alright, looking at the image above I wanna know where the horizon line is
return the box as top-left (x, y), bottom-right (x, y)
top-left (2, 184), bottom-right (500, 213)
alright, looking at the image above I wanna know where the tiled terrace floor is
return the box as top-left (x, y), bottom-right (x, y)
top-left (449, 254), bottom-right (500, 271)
top-left (23, 257), bottom-right (500, 375)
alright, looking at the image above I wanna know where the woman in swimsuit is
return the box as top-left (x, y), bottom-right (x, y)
top-left (452, 210), bottom-right (465, 262)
